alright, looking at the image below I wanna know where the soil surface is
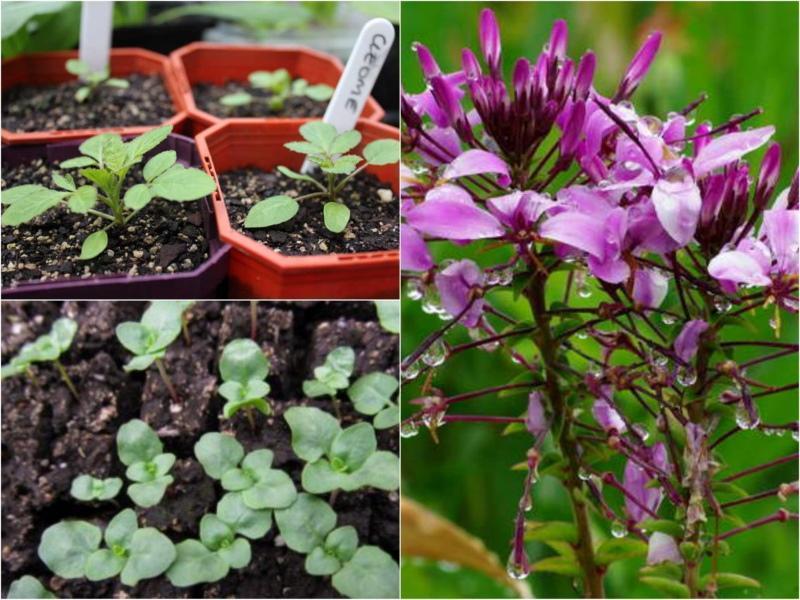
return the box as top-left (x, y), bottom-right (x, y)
top-left (1, 301), bottom-right (399, 598)
top-left (1, 158), bottom-right (209, 287)
top-left (220, 167), bottom-right (398, 256)
top-left (2, 74), bottom-right (175, 133)
top-left (192, 81), bottom-right (327, 119)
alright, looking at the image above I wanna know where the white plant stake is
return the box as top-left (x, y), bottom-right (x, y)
top-left (301, 17), bottom-right (395, 173)
top-left (78, 1), bottom-right (114, 74)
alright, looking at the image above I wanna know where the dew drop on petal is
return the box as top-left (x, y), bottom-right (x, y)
top-left (406, 279), bottom-right (424, 301)
top-left (735, 404), bottom-right (760, 430)
top-left (506, 552), bottom-right (530, 580)
top-left (400, 421), bottom-right (419, 438)
top-left (611, 520), bottom-right (628, 538)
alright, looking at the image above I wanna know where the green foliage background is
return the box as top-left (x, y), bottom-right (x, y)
top-left (400, 2), bottom-right (799, 598)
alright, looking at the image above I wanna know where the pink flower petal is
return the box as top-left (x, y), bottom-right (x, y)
top-left (674, 319), bottom-right (709, 363)
top-left (694, 126), bottom-right (775, 177)
top-left (400, 225), bottom-right (433, 272)
top-left (434, 259), bottom-right (485, 326)
top-left (708, 250), bottom-right (771, 287)
top-left (444, 149), bottom-right (511, 186)
top-left (632, 268), bottom-right (669, 309)
top-left (651, 173), bottom-right (701, 246)
top-left (539, 211), bottom-right (607, 258)
top-left (647, 532), bottom-right (683, 565)
top-left (406, 200), bottom-right (504, 240)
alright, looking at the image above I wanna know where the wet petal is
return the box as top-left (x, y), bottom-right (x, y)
top-left (400, 225), bottom-right (433, 272)
top-left (673, 319), bottom-right (709, 363)
top-left (444, 149), bottom-right (511, 186)
top-left (762, 208), bottom-right (799, 276)
top-left (539, 211), bottom-right (607, 258)
top-left (526, 391), bottom-right (547, 436)
top-left (708, 250), bottom-right (771, 287)
top-left (632, 268), bottom-right (669, 308)
top-left (434, 259), bottom-right (485, 326)
top-left (406, 199), bottom-right (504, 240)
top-left (651, 174), bottom-right (701, 246)
top-left (647, 532), bottom-right (683, 565)
top-left (592, 395), bottom-right (627, 434)
top-left (694, 126), bottom-right (775, 177)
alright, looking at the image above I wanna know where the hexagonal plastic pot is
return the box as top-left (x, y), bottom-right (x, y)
top-left (2, 134), bottom-right (230, 299)
top-left (170, 42), bottom-right (385, 136)
top-left (2, 48), bottom-right (187, 145)
top-left (195, 118), bottom-right (399, 299)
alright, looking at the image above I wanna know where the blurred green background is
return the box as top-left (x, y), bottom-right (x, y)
top-left (400, 2), bottom-right (799, 598)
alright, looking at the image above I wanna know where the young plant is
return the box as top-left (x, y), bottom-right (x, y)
top-left (302, 345), bottom-right (355, 418)
top-left (284, 406), bottom-right (399, 493)
top-left (347, 372), bottom-right (400, 430)
top-left (166, 514), bottom-right (251, 587)
top-left (116, 419), bottom-right (174, 508)
top-left (70, 474), bottom-right (123, 502)
top-left (194, 432), bottom-right (297, 511)
top-left (332, 546), bottom-right (400, 599)
top-left (242, 121), bottom-right (400, 234)
top-left (374, 300), bottom-right (400, 334)
top-left (116, 301), bottom-right (184, 403)
top-left (0, 317), bottom-right (78, 398)
top-left (1, 125), bottom-right (216, 260)
top-left (7, 576), bottom-right (55, 599)
top-left (220, 69), bottom-right (333, 111)
top-left (66, 58), bottom-right (129, 103)
top-left (37, 509), bottom-right (175, 586)
top-left (218, 338), bottom-right (272, 423)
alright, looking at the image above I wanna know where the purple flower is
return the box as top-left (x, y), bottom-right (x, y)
top-left (400, 225), bottom-right (433, 272)
top-left (444, 149), bottom-right (511, 186)
top-left (647, 532), bottom-right (683, 565)
top-left (693, 126), bottom-right (775, 177)
top-left (526, 391), bottom-right (547, 436)
top-left (486, 191), bottom-right (551, 232)
top-left (673, 320), bottom-right (709, 363)
top-left (755, 143), bottom-right (781, 208)
top-left (651, 169), bottom-right (702, 246)
top-left (592, 390), bottom-right (627, 434)
top-left (574, 52), bottom-right (596, 100)
top-left (547, 19), bottom-right (568, 61)
top-left (478, 8), bottom-right (501, 76)
top-left (624, 443), bottom-right (668, 523)
top-left (434, 259), bottom-right (485, 326)
top-left (632, 268), bottom-right (669, 309)
top-left (616, 32), bottom-right (662, 101)
top-left (405, 184), bottom-right (505, 241)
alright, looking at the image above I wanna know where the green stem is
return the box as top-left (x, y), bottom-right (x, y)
top-left (58, 200), bottom-right (115, 222)
top-left (334, 163), bottom-right (369, 192)
top-left (154, 358), bottom-right (180, 404)
top-left (54, 359), bottom-right (79, 400)
top-left (294, 192), bottom-right (327, 202)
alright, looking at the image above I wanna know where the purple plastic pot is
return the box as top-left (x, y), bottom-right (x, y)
top-left (1, 133), bottom-right (230, 299)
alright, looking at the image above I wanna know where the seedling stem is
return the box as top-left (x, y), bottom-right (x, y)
top-left (54, 359), bottom-right (79, 400)
top-left (155, 358), bottom-right (180, 404)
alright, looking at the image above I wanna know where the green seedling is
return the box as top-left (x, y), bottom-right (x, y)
top-left (220, 69), bottom-right (333, 112)
top-left (1, 125), bottom-right (216, 260)
top-left (242, 121), bottom-right (400, 234)
top-left (284, 406), bottom-right (399, 494)
top-left (116, 301), bottom-right (184, 403)
top-left (218, 338), bottom-right (272, 425)
top-left (274, 492), bottom-right (337, 554)
top-left (177, 300), bottom-right (195, 345)
top-left (302, 345), bottom-right (355, 418)
top-left (305, 525), bottom-right (358, 576)
top-left (347, 372), bottom-right (400, 430)
top-left (70, 474), bottom-right (123, 501)
top-left (83, 509), bottom-right (176, 586)
top-left (7, 576), bottom-right (55, 599)
top-left (194, 432), bottom-right (297, 510)
top-left (116, 419), bottom-right (175, 507)
top-left (331, 546), bottom-right (400, 599)
top-left (166, 513), bottom-right (252, 587)
top-left (66, 58), bottom-right (129, 103)
top-left (374, 300), bottom-right (400, 334)
top-left (0, 317), bottom-right (78, 398)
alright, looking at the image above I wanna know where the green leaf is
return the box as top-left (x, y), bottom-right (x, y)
top-left (331, 422), bottom-right (377, 471)
top-left (70, 474), bottom-right (123, 501)
top-left (79, 168), bottom-right (114, 194)
top-left (220, 338), bottom-right (269, 383)
top-left (152, 452), bottom-right (176, 477)
top-left (67, 185), bottom-right (97, 213)
top-left (373, 403), bottom-right (399, 429)
top-left (274, 493), bottom-right (337, 553)
top-left (301, 459), bottom-right (350, 493)
top-left (330, 129), bottom-right (362, 154)
top-left (38, 520), bottom-right (102, 579)
top-left (52, 172), bottom-right (76, 191)
top-left (2, 186), bottom-right (66, 225)
top-left (636, 519), bottom-right (684, 538)
top-left (59, 156), bottom-right (97, 169)
top-left (124, 354), bottom-right (158, 372)
top-left (220, 92), bottom-right (253, 106)
top-left (74, 86), bottom-right (91, 102)
top-left (126, 125), bottom-right (172, 160)
top-left (305, 83), bottom-right (334, 101)
top-left (374, 300), bottom-right (400, 333)
top-left (284, 141), bottom-right (323, 155)
top-left (350, 451), bottom-right (399, 491)
top-left (120, 527), bottom-right (176, 586)
top-left (222, 397), bottom-right (271, 419)
top-left (249, 69), bottom-right (289, 89)
top-left (85, 548), bottom-right (126, 581)
top-left (299, 121), bottom-right (337, 152)
top-left (216, 492), bottom-right (272, 540)
top-left (117, 419), bottom-right (163, 466)
top-left (194, 432), bottom-right (244, 479)
top-left (128, 476), bottom-right (172, 508)
top-left (143, 150), bottom-right (177, 182)
top-left (242, 469), bottom-right (297, 510)
top-left (711, 481), bottom-right (750, 499)
top-left (217, 537), bottom-right (251, 569)
top-left (151, 166), bottom-right (216, 201)
top-left (530, 555), bottom-right (581, 576)
top-left (277, 165), bottom-right (325, 189)
top-left (65, 58), bottom-right (88, 75)
top-left (595, 538), bottom-right (648, 566)
top-left (525, 521), bottom-right (578, 544)
top-left (140, 301), bottom-right (184, 350)
top-left (244, 195), bottom-right (299, 228)
top-left (640, 576), bottom-right (690, 598)
top-left (284, 406), bottom-right (340, 462)
top-left (322, 155), bottom-right (360, 175)
top-left (701, 572), bottom-right (761, 591)
top-left (221, 467), bottom-right (253, 491)
top-left (79, 230), bottom-right (108, 260)
top-left (7, 576), bottom-right (55, 599)
top-left (105, 509), bottom-right (138, 549)
top-left (123, 183), bottom-right (152, 211)
top-left (51, 317), bottom-right (77, 352)
top-left (105, 78), bottom-right (129, 89)
top-left (303, 379), bottom-right (336, 397)
top-left (639, 563), bottom-right (683, 581)
top-left (200, 514), bottom-right (235, 550)
top-left (115, 322), bottom-right (151, 356)
top-left (332, 546), bottom-right (399, 599)
top-left (326, 525), bottom-right (359, 562)
top-left (363, 139), bottom-right (400, 165)
top-left (348, 372), bottom-right (398, 415)
top-left (166, 539), bottom-right (229, 587)
top-left (305, 546), bottom-right (342, 575)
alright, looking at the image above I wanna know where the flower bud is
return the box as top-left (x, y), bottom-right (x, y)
top-left (615, 32), bottom-right (662, 101)
top-left (478, 8), bottom-right (501, 76)
top-left (412, 41), bottom-right (440, 80)
top-left (461, 48), bottom-right (482, 81)
top-left (547, 19), bottom-right (568, 61)
top-left (574, 52), bottom-right (596, 100)
top-left (755, 143), bottom-right (781, 208)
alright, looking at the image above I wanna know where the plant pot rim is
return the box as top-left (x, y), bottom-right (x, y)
top-left (1, 132), bottom-right (230, 299)
top-left (170, 41), bottom-right (386, 130)
top-left (1, 47), bottom-right (186, 145)
top-left (196, 117), bottom-right (399, 272)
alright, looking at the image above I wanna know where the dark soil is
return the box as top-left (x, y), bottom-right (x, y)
top-left (1, 301), bottom-right (399, 598)
top-left (1, 158), bottom-right (209, 288)
top-left (192, 81), bottom-right (327, 119)
top-left (2, 74), bottom-right (175, 133)
top-left (220, 168), bottom-right (398, 256)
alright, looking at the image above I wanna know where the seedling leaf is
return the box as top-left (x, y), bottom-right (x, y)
top-left (244, 195), bottom-right (299, 228)
top-left (332, 546), bottom-right (399, 599)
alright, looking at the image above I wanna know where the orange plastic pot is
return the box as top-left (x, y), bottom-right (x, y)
top-left (2, 48), bottom-right (186, 145)
top-left (196, 118), bottom-right (399, 299)
top-left (170, 42), bottom-right (385, 136)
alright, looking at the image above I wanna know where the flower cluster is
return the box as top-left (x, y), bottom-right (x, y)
top-left (401, 8), bottom-right (798, 597)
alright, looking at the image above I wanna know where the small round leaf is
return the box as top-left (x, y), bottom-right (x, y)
top-left (332, 546), bottom-right (399, 599)
top-left (38, 520), bottom-right (102, 579)
top-left (323, 202), bottom-right (350, 233)
top-left (117, 419), bottom-right (163, 466)
top-left (274, 493), bottom-right (336, 553)
top-left (217, 492), bottom-right (272, 540)
top-left (363, 139), bottom-right (401, 165)
top-left (166, 539), bottom-right (229, 587)
top-left (220, 339), bottom-right (269, 384)
top-left (194, 432), bottom-right (244, 479)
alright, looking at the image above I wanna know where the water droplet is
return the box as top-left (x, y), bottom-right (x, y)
top-left (485, 270), bottom-right (501, 285)
top-left (792, 428), bottom-right (799, 442)
top-left (576, 330), bottom-right (588, 340)
top-left (661, 313), bottom-right (677, 325)
top-left (774, 428), bottom-right (786, 438)
top-left (597, 179), bottom-right (612, 188)
top-left (769, 318), bottom-right (778, 331)
top-left (402, 360), bottom-right (421, 381)
top-left (406, 279), bottom-right (424, 301)
top-left (762, 427), bottom-right (774, 437)
top-left (632, 424), bottom-right (650, 441)
top-left (676, 366), bottom-right (697, 387)
top-left (611, 520), bottom-right (627, 538)
top-left (400, 421), bottom-right (419, 438)
top-left (577, 282), bottom-right (592, 299)
top-left (655, 354), bottom-right (669, 368)
top-left (421, 340), bottom-right (447, 367)
top-left (497, 267), bottom-right (514, 286)
top-left (469, 327), bottom-right (499, 352)
top-left (422, 409), bottom-right (446, 430)
top-left (735, 404), bottom-right (760, 430)
top-left (421, 286), bottom-right (443, 315)
top-left (578, 468), bottom-right (590, 481)
top-left (713, 295), bottom-right (732, 313)
top-left (622, 160), bottom-right (642, 172)
top-left (523, 495), bottom-right (533, 512)
top-left (506, 552), bottom-right (530, 580)
top-left (437, 310), bottom-right (453, 322)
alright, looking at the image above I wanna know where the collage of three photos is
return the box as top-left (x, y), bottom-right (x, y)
top-left (1, 1), bottom-right (798, 599)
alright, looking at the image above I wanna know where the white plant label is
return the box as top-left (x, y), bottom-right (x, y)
top-left (301, 17), bottom-right (395, 173)
top-left (79, 1), bottom-right (114, 74)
